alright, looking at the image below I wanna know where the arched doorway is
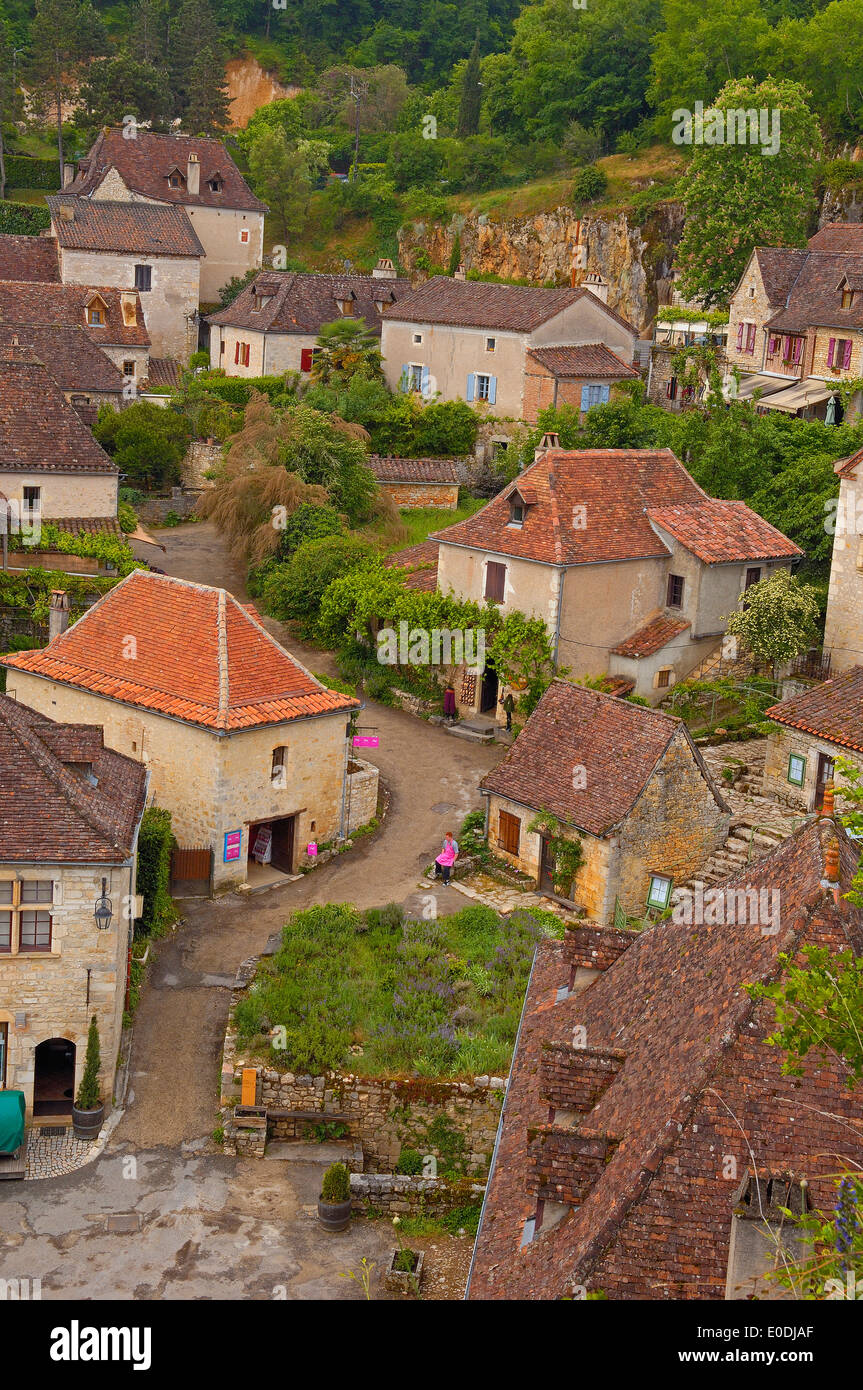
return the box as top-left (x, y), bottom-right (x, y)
top-left (33, 1038), bottom-right (76, 1117)
top-left (480, 657), bottom-right (499, 715)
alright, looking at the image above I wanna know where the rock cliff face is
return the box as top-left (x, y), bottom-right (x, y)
top-left (398, 202), bottom-right (686, 333)
top-left (820, 188), bottom-right (863, 226)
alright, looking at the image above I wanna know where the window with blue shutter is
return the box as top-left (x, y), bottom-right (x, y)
top-left (599, 384), bottom-right (610, 404)
top-left (466, 373), bottom-right (476, 401)
top-left (421, 365), bottom-right (431, 397)
top-left (401, 364), bottom-right (411, 392)
top-left (580, 384), bottom-right (590, 411)
top-left (488, 375), bottom-right (497, 405)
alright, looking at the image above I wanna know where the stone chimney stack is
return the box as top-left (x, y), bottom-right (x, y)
top-left (58, 202), bottom-right (75, 223)
top-left (49, 590), bottom-right (71, 643)
top-left (187, 152), bottom-right (200, 197)
top-left (534, 431), bottom-right (560, 462)
top-left (62, 163), bottom-right (75, 189)
top-left (372, 257), bottom-right (397, 280)
top-left (453, 263), bottom-right (467, 281)
top-left (583, 271), bottom-right (609, 304)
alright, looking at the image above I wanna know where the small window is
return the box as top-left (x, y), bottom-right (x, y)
top-left (485, 560), bottom-right (507, 603)
top-left (667, 573), bottom-right (684, 608)
top-left (20, 880), bottom-right (53, 903)
top-left (0, 912), bottom-right (11, 953)
top-left (220, 340), bottom-right (225, 354)
top-left (787, 753), bottom-right (806, 787)
top-left (407, 364), bottom-right (423, 392)
top-left (169, 173), bottom-right (183, 188)
top-left (745, 567), bottom-right (761, 590)
top-left (413, 333), bottom-right (423, 345)
top-left (656, 668), bottom-right (672, 689)
top-left (509, 500), bottom-right (525, 527)
top-left (87, 307), bottom-right (104, 325)
top-left (208, 177), bottom-right (223, 193)
top-left (647, 874), bottom-right (673, 910)
top-left (842, 289), bottom-right (854, 310)
top-left (134, 265), bottom-right (152, 292)
top-left (271, 747), bottom-right (287, 785)
top-left (498, 809), bottom-right (520, 856)
top-left (749, 286), bottom-right (756, 298)
top-left (0, 882), bottom-right (13, 904)
top-left (20, 910), bottom-right (51, 951)
top-left (23, 486), bottom-right (41, 515)
top-left (486, 337), bottom-right (496, 352)
top-left (240, 227), bottom-right (250, 244)
top-left (476, 373), bottom-right (492, 400)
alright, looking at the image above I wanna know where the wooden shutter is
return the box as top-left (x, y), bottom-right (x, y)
top-left (488, 375), bottom-right (497, 404)
top-left (466, 373), bottom-right (476, 401)
top-left (234, 341), bottom-right (240, 364)
top-left (300, 348), bottom-right (313, 372)
top-left (736, 323), bottom-right (744, 350)
top-left (843, 338), bottom-right (853, 369)
top-left (581, 384), bottom-right (590, 410)
top-left (485, 560), bottom-right (506, 602)
top-left (498, 810), bottom-right (520, 856)
top-left (828, 337), bottom-right (836, 367)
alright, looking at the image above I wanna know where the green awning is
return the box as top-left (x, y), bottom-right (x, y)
top-left (0, 1090), bottom-right (25, 1154)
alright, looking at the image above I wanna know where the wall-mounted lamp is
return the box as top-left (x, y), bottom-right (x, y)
top-left (94, 877), bottom-right (113, 931)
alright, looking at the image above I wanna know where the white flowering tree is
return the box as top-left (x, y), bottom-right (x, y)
top-left (724, 567), bottom-right (820, 677)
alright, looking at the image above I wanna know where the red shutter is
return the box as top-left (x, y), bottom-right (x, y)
top-left (843, 338), bottom-right (853, 369)
top-left (828, 337), bottom-right (836, 367)
top-left (244, 344), bottom-right (251, 366)
top-left (234, 341), bottom-right (240, 364)
top-left (746, 323), bottom-right (756, 353)
top-left (300, 348), bottom-right (314, 372)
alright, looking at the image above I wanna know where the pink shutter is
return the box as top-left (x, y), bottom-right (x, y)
top-left (793, 336), bottom-right (803, 365)
top-left (746, 323), bottom-right (756, 352)
top-left (843, 338), bottom-right (853, 369)
top-left (736, 323), bottom-right (744, 350)
top-left (827, 337), bottom-right (836, 367)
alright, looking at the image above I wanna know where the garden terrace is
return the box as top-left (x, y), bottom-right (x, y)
top-left (232, 900), bottom-right (565, 1080)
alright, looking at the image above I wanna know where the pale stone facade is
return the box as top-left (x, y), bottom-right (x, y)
top-left (58, 246), bottom-right (199, 362)
top-left (7, 672), bottom-right (352, 891)
top-left (0, 470), bottom-right (118, 524)
top-left (824, 467), bottom-right (863, 673)
top-left (0, 859), bottom-right (137, 1116)
top-left (763, 724), bottom-right (859, 812)
top-left (208, 323), bottom-right (319, 377)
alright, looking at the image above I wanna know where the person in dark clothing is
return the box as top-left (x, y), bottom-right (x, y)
top-left (501, 691), bottom-right (515, 731)
top-left (443, 683), bottom-right (457, 722)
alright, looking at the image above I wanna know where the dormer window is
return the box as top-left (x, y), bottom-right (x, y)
top-left (252, 293), bottom-right (273, 312)
top-left (337, 298), bottom-right (354, 317)
top-left (208, 175), bottom-right (224, 193)
top-left (86, 297), bottom-right (107, 326)
top-left (842, 288), bottom-right (855, 309)
top-left (509, 498), bottom-right (525, 527)
top-left (167, 166), bottom-right (185, 189)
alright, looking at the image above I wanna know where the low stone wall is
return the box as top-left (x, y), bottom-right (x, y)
top-left (389, 687), bottom-right (439, 718)
top-left (136, 488), bottom-right (205, 526)
top-left (350, 1172), bottom-right (485, 1214)
top-left (346, 756), bottom-right (378, 834)
top-left (183, 441), bottom-right (221, 489)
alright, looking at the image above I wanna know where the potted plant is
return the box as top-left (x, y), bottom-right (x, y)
top-left (317, 1161), bottom-right (352, 1232)
top-left (72, 1015), bottom-right (104, 1141)
top-left (385, 1216), bottom-right (424, 1293)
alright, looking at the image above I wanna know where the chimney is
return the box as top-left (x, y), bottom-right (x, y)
top-left (583, 271), bottom-right (609, 304)
top-left (372, 257), bottom-right (397, 280)
top-left (187, 152), bottom-right (200, 197)
top-left (58, 202), bottom-right (75, 223)
top-left (49, 590), bottom-right (71, 643)
top-left (62, 162), bottom-right (75, 189)
top-left (453, 263), bottom-right (467, 281)
top-left (534, 431), bottom-right (560, 462)
top-left (820, 781), bottom-right (835, 820)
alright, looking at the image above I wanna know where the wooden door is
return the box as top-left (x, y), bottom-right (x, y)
top-left (539, 837), bottom-right (556, 894)
top-left (271, 815), bottom-right (295, 873)
top-left (814, 752), bottom-right (835, 811)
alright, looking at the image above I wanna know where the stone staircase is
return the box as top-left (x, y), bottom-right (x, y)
top-left (684, 638), bottom-right (759, 685)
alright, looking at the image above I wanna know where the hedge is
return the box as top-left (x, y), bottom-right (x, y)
top-left (201, 374), bottom-right (292, 406)
top-left (3, 155), bottom-right (60, 190)
top-left (135, 807), bottom-right (175, 937)
top-left (0, 201), bottom-right (51, 235)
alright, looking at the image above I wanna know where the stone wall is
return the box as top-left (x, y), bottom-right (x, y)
top-left (346, 756), bottom-right (379, 834)
top-left (350, 1172), bottom-right (486, 1215)
top-left (232, 1064), bottom-right (505, 1174)
top-left (763, 725), bottom-right (859, 812)
top-left (182, 441), bottom-right (221, 489)
top-left (377, 481), bottom-right (460, 510)
top-left (135, 488), bottom-right (204, 526)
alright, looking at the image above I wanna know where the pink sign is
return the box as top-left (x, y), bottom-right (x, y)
top-left (353, 735), bottom-right (379, 748)
top-left (307, 842), bottom-right (318, 858)
top-left (223, 830), bottom-right (242, 863)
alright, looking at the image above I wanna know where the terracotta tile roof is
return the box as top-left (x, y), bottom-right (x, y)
top-left (0, 234), bottom-right (60, 282)
top-left (383, 539), bottom-right (439, 591)
top-left (808, 222), bottom-right (863, 253)
top-left (144, 358), bottom-right (181, 389)
top-left (49, 198), bottom-right (204, 258)
top-left (2, 571), bottom-right (358, 733)
top-left (766, 664), bottom-right (863, 752)
top-left (759, 249), bottom-right (863, 333)
top-left (0, 352), bottom-right (118, 475)
top-left (834, 445), bottom-right (863, 478)
top-left (384, 278), bottom-right (636, 335)
top-left (468, 816), bottom-right (863, 1300)
top-left (432, 448), bottom-right (711, 566)
top-left (752, 247), bottom-right (809, 305)
top-left (0, 324), bottom-right (124, 395)
top-left (0, 280), bottom-right (150, 347)
top-left (42, 516), bottom-right (123, 537)
top-left (0, 693), bottom-right (147, 862)
top-left (207, 271), bottom-right (410, 336)
top-left (610, 613), bottom-right (690, 658)
top-left (369, 456), bottom-right (459, 484)
top-left (647, 499), bottom-right (802, 563)
top-left (527, 343), bottom-right (639, 378)
top-left (68, 128), bottom-right (267, 212)
top-left (479, 679), bottom-right (725, 835)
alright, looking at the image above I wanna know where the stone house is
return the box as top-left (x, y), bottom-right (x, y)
top-left (0, 280), bottom-right (151, 385)
top-left (428, 441), bottom-right (800, 714)
top-left (65, 128), bottom-right (267, 303)
top-left (479, 679), bottom-right (730, 923)
top-left (206, 262), bottom-right (410, 377)
top-left (468, 813), bottom-right (863, 1299)
top-left (0, 693), bottom-right (147, 1121)
top-left (726, 224), bottom-right (863, 421)
top-left (368, 456), bottom-right (460, 509)
top-left (823, 446), bottom-right (863, 674)
top-left (379, 277), bottom-right (637, 431)
top-left (646, 310), bottom-right (729, 409)
top-left (763, 665), bottom-right (863, 811)
top-left (49, 197), bottom-right (203, 363)
top-left (2, 571), bottom-right (365, 892)
top-left (0, 325), bottom-right (125, 415)
top-left (0, 347), bottom-right (119, 540)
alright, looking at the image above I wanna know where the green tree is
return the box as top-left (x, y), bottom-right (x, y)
top-left (457, 32), bottom-right (482, 137)
top-left (247, 127), bottom-right (326, 239)
top-left (648, 0), bottom-right (774, 126)
top-left (724, 567), bottom-right (820, 675)
top-left (27, 0), bottom-right (106, 168)
top-left (0, 10), bottom-right (21, 201)
top-left (771, 0), bottom-right (863, 143)
top-left (94, 401), bottom-right (192, 490)
top-left (260, 532), bottom-right (375, 635)
top-left (674, 77), bottom-right (821, 307)
top-left (184, 44), bottom-right (230, 133)
top-left (167, 0), bottom-right (222, 119)
top-left (487, 612), bottom-right (561, 717)
top-left (312, 318), bottom-right (384, 387)
top-left (75, 1015), bottom-right (102, 1110)
top-left (79, 53), bottom-right (171, 132)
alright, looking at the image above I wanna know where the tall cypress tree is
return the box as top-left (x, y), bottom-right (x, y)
top-left (457, 32), bottom-right (482, 138)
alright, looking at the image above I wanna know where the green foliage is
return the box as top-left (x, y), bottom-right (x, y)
top-left (258, 533), bottom-right (375, 637)
top-left (135, 807), bottom-right (174, 938)
top-left (748, 945), bottom-right (863, 1084)
top-left (320, 1162), bottom-right (351, 1203)
top-left (313, 318), bottom-right (384, 387)
top-left (572, 164), bottom-right (607, 203)
top-left (0, 201), bottom-right (51, 235)
top-left (6, 522), bottom-right (138, 574)
top-left (74, 1015), bottom-right (101, 1111)
top-left (0, 153), bottom-right (59, 187)
top-left (279, 502), bottom-right (345, 556)
top-left (487, 612), bottom-right (560, 717)
top-left (725, 568), bottom-right (821, 672)
top-left (117, 501), bottom-right (137, 534)
top-left (395, 1147), bottom-right (424, 1175)
top-left (94, 401), bottom-right (192, 491)
top-left (526, 809), bottom-right (584, 895)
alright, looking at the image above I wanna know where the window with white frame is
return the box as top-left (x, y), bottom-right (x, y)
top-left (647, 874), bottom-right (673, 910)
top-left (486, 337), bottom-right (496, 352)
top-left (476, 373), bottom-right (492, 400)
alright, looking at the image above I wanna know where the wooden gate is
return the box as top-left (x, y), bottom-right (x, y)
top-left (170, 845), bottom-right (213, 896)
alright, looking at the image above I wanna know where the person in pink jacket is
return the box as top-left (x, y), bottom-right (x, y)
top-left (434, 831), bottom-right (459, 886)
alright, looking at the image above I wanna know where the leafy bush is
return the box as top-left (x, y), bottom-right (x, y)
top-left (259, 533), bottom-right (376, 635)
top-left (162, 510), bottom-right (182, 527)
top-left (396, 1147), bottom-right (424, 1175)
top-left (94, 401), bottom-right (191, 491)
top-left (320, 1162), bottom-right (351, 1203)
top-left (2, 155), bottom-right (60, 189)
top-left (135, 807), bottom-right (174, 938)
top-left (117, 501), bottom-right (137, 533)
top-left (0, 202), bottom-right (51, 235)
top-left (279, 502), bottom-right (345, 556)
top-left (572, 165), bottom-right (608, 203)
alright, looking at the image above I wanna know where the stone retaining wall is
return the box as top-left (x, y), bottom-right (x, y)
top-left (350, 1173), bottom-right (485, 1215)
